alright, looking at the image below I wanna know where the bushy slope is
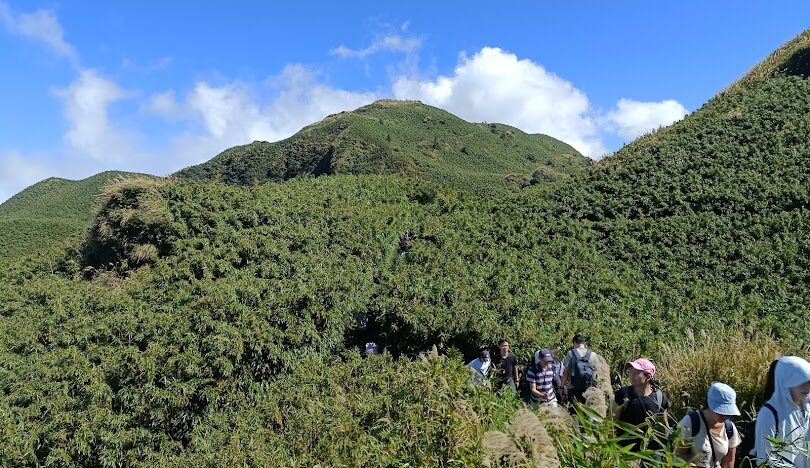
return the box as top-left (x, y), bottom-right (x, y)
top-left (175, 99), bottom-right (589, 195)
top-left (0, 29), bottom-right (808, 467)
top-left (0, 172), bottom-right (137, 262)
top-left (538, 72), bottom-right (810, 333)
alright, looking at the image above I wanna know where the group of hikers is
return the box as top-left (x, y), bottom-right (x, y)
top-left (465, 334), bottom-right (810, 467)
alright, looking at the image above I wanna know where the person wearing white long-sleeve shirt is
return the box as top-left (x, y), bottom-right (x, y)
top-left (755, 356), bottom-right (810, 467)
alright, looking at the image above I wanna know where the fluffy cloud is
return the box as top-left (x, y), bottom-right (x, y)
top-left (393, 47), bottom-right (607, 157)
top-left (0, 150), bottom-right (58, 202)
top-left (54, 69), bottom-right (138, 163)
top-left (331, 34), bottom-right (422, 59)
top-left (0, 1), bottom-right (78, 65)
top-left (606, 98), bottom-right (688, 140)
top-left (146, 65), bottom-right (380, 167)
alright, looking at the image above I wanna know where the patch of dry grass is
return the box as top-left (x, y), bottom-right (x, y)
top-left (656, 329), bottom-right (787, 414)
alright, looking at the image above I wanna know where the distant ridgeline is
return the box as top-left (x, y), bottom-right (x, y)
top-left (0, 29), bottom-right (808, 466)
top-left (0, 102), bottom-right (587, 264)
top-left (0, 171), bottom-right (139, 262)
top-left (173, 99), bottom-right (589, 194)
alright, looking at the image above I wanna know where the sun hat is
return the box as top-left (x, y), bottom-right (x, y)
top-left (707, 382), bottom-right (741, 416)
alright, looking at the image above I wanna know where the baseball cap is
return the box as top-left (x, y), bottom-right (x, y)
top-left (625, 358), bottom-right (657, 378)
top-left (535, 348), bottom-right (554, 364)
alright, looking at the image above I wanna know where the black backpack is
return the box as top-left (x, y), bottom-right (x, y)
top-left (570, 349), bottom-right (595, 392)
top-left (736, 359), bottom-right (780, 467)
top-left (519, 359), bottom-right (535, 403)
top-left (735, 403), bottom-right (779, 468)
top-left (688, 410), bottom-right (734, 439)
top-left (618, 386), bottom-right (665, 414)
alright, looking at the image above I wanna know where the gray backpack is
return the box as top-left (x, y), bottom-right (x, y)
top-left (570, 349), bottom-right (596, 392)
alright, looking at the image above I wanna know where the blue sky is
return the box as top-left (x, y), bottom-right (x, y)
top-left (0, 1), bottom-right (808, 201)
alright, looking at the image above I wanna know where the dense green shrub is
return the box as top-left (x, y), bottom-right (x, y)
top-left (0, 32), bottom-right (808, 467)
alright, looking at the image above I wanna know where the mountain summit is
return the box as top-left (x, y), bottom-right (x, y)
top-left (174, 100), bottom-right (590, 194)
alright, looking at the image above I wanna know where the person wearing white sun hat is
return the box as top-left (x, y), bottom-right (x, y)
top-left (677, 382), bottom-right (742, 468)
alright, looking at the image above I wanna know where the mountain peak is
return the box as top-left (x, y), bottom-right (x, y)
top-left (175, 102), bottom-right (588, 195)
top-left (722, 28), bottom-right (810, 95)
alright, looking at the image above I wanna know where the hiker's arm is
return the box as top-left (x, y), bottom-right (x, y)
top-left (674, 447), bottom-right (692, 465)
top-left (612, 402), bottom-right (623, 419)
top-left (662, 408), bottom-right (669, 427)
top-left (512, 363), bottom-right (519, 383)
top-left (529, 381), bottom-right (542, 398)
top-left (674, 440), bottom-right (695, 465)
top-left (611, 390), bottom-right (626, 419)
top-left (754, 410), bottom-right (776, 465)
top-left (674, 420), bottom-right (693, 464)
top-left (720, 446), bottom-right (736, 468)
top-left (560, 365), bottom-right (571, 392)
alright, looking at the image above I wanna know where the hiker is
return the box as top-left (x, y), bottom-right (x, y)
top-left (494, 339), bottom-right (519, 391)
top-left (560, 334), bottom-right (599, 404)
top-left (613, 358), bottom-right (670, 450)
top-left (755, 356), bottom-right (810, 467)
top-left (467, 350), bottom-right (492, 387)
top-left (364, 342), bottom-right (379, 356)
top-left (677, 382), bottom-right (741, 468)
top-left (399, 232), bottom-right (414, 255)
top-left (525, 348), bottom-right (558, 407)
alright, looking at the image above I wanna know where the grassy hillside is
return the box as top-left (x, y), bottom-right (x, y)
top-left (0, 30), bottom-right (808, 467)
top-left (539, 55), bottom-right (810, 322)
top-left (175, 99), bottom-right (590, 195)
top-left (0, 172), bottom-right (137, 263)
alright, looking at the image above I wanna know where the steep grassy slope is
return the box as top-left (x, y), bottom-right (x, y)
top-left (0, 172), bottom-right (137, 262)
top-left (175, 100), bottom-right (589, 195)
top-left (539, 50), bottom-right (810, 316)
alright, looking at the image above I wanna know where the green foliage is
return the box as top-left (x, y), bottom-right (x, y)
top-left (0, 33), bottom-right (809, 467)
top-left (656, 330), bottom-right (808, 417)
top-left (553, 405), bottom-right (687, 468)
top-left (0, 172), bottom-right (138, 263)
top-left (174, 100), bottom-right (589, 196)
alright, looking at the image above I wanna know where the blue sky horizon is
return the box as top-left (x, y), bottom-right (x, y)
top-left (0, 1), bottom-right (808, 201)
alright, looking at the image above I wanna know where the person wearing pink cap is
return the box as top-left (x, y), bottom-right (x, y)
top-left (614, 357), bottom-right (670, 451)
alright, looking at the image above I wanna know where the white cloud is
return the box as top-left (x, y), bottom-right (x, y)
top-left (54, 69), bottom-right (138, 163)
top-left (331, 34), bottom-right (422, 59)
top-left (146, 64), bottom-right (379, 168)
top-left (263, 64), bottom-right (380, 139)
top-left (0, 1), bottom-right (78, 65)
top-left (393, 47), bottom-right (607, 157)
top-left (143, 90), bottom-right (185, 119)
top-left (606, 98), bottom-right (688, 140)
top-left (0, 150), bottom-right (58, 202)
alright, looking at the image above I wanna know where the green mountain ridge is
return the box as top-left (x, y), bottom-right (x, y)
top-left (0, 171), bottom-right (140, 262)
top-left (1, 103), bottom-right (587, 263)
top-left (174, 99), bottom-right (590, 194)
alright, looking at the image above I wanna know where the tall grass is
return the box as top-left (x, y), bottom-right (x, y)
top-left (656, 329), bottom-right (786, 415)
